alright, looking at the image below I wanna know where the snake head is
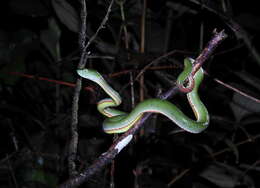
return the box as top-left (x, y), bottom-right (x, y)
top-left (77, 69), bottom-right (103, 82)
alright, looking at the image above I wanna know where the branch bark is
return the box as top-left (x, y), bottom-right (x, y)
top-left (68, 0), bottom-right (115, 178)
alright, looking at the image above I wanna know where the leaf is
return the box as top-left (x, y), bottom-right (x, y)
top-left (200, 162), bottom-right (255, 188)
top-left (19, 166), bottom-right (58, 188)
top-left (198, 144), bottom-right (214, 157)
top-left (40, 18), bottom-right (61, 61)
top-left (234, 71), bottom-right (260, 91)
top-left (224, 139), bottom-right (239, 163)
top-left (230, 71), bottom-right (260, 121)
top-left (0, 30), bottom-right (37, 85)
top-left (9, 0), bottom-right (49, 17)
top-left (230, 92), bottom-right (260, 122)
top-left (235, 13), bottom-right (260, 31)
top-left (51, 0), bottom-right (79, 32)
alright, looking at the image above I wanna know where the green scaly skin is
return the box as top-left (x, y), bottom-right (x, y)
top-left (77, 58), bottom-right (209, 134)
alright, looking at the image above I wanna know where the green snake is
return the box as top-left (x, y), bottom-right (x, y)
top-left (77, 58), bottom-right (209, 134)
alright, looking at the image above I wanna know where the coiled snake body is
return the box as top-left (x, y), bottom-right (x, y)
top-left (77, 58), bottom-right (209, 134)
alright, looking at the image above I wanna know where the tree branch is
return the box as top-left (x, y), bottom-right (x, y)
top-left (59, 29), bottom-right (227, 188)
top-left (69, 0), bottom-right (115, 177)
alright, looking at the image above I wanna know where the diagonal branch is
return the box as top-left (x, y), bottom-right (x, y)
top-left (59, 29), bottom-right (227, 188)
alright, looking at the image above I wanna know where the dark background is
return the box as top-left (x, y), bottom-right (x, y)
top-left (0, 0), bottom-right (260, 187)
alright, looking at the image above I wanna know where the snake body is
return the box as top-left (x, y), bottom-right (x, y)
top-left (77, 58), bottom-right (209, 134)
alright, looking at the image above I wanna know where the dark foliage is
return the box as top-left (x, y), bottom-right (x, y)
top-left (0, 0), bottom-right (260, 188)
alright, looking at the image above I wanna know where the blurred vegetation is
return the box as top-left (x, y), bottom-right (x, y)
top-left (0, 0), bottom-right (260, 187)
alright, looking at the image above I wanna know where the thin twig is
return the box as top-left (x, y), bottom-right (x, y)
top-left (69, 79), bottom-right (82, 177)
top-left (69, 0), bottom-right (115, 178)
top-left (139, 0), bottom-right (147, 120)
top-left (206, 72), bottom-right (260, 104)
top-left (68, 0), bottom-right (88, 177)
top-left (211, 134), bottom-right (260, 158)
top-left (80, 0), bottom-right (115, 67)
top-left (7, 154), bottom-right (18, 188)
top-left (167, 169), bottom-right (190, 187)
top-left (8, 71), bottom-right (95, 92)
top-left (120, 50), bottom-right (187, 92)
top-left (135, 50), bottom-right (183, 81)
top-left (79, 0), bottom-right (87, 51)
top-left (117, 0), bottom-right (129, 52)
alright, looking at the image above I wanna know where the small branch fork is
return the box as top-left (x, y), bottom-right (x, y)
top-left (59, 30), bottom-right (227, 188)
top-left (69, 0), bottom-right (115, 178)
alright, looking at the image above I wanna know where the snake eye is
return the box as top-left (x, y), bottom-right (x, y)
top-left (188, 58), bottom-right (195, 64)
